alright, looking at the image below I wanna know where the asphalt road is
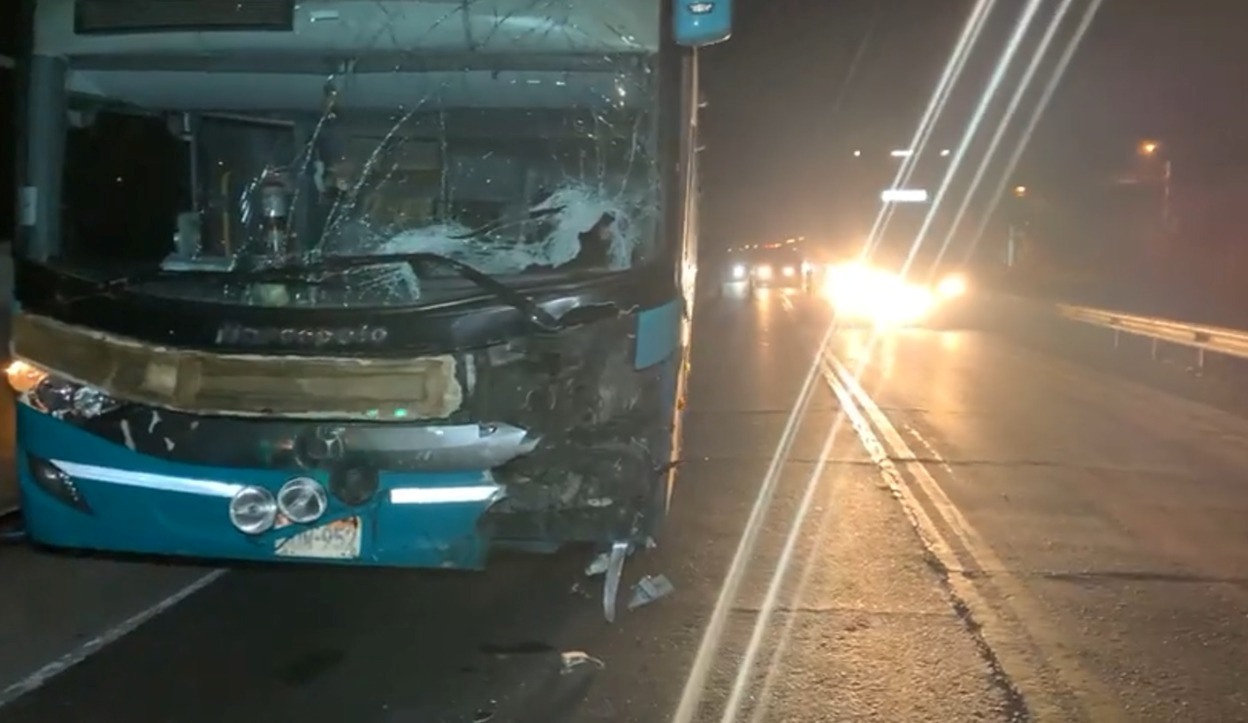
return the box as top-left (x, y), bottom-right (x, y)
top-left (1, 288), bottom-right (1247, 721)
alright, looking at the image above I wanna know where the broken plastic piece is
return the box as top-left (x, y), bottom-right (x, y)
top-left (602, 540), bottom-right (629, 622)
top-left (560, 650), bottom-right (605, 674)
top-left (627, 574), bottom-right (674, 611)
top-left (586, 536), bottom-right (652, 577)
top-left (585, 552), bottom-right (611, 577)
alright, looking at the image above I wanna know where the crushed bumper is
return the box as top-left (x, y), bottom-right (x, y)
top-left (17, 405), bottom-right (501, 569)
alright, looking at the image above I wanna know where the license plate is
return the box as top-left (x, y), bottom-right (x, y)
top-left (274, 517), bottom-right (362, 560)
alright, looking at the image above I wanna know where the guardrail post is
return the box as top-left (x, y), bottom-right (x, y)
top-left (1061, 302), bottom-right (1248, 368)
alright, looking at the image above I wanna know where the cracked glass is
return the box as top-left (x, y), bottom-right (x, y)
top-left (42, 0), bottom-right (663, 308)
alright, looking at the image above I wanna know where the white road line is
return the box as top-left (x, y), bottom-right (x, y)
top-left (671, 297), bottom-right (837, 723)
top-left (818, 339), bottom-right (1123, 722)
top-left (0, 569), bottom-right (226, 708)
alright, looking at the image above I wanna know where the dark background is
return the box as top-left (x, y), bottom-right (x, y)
top-left (1, 2), bottom-right (16, 243)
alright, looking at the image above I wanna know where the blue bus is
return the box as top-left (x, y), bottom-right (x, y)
top-left (11, 0), bottom-right (730, 617)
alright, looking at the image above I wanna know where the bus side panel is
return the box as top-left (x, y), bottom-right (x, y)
top-left (633, 299), bottom-right (686, 531)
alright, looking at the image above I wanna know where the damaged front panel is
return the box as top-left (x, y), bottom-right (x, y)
top-left (12, 311), bottom-right (465, 420)
top-left (475, 310), bottom-right (678, 543)
top-left (15, 0), bottom-right (688, 569)
top-left (12, 303), bottom-right (682, 551)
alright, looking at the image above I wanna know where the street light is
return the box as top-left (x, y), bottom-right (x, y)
top-left (1137, 139), bottom-right (1172, 229)
top-left (1013, 185), bottom-right (1027, 198)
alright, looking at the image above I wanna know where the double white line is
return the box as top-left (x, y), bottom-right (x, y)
top-left (797, 297), bottom-right (1120, 722)
top-left (676, 289), bottom-right (1122, 722)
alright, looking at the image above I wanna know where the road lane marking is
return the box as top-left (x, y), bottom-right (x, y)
top-left (0, 569), bottom-right (226, 708)
top-left (818, 339), bottom-right (1124, 722)
top-left (671, 296), bottom-right (839, 723)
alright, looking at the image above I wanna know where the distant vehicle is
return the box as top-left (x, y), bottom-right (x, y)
top-left (744, 242), bottom-right (815, 294)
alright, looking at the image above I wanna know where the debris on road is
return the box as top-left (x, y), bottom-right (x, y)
top-left (584, 536), bottom-right (658, 577)
top-left (586, 537), bottom-right (666, 620)
top-left (602, 540), bottom-right (629, 622)
top-left (560, 650), bottom-right (605, 674)
top-left (627, 574), bottom-right (674, 611)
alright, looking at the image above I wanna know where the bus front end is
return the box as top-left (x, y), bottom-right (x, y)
top-left (14, 0), bottom-right (710, 583)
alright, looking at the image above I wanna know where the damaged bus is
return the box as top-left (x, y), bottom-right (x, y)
top-left (11, 0), bottom-right (729, 616)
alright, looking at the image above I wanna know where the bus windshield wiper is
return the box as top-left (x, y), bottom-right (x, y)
top-left (287, 251), bottom-right (562, 330)
top-left (78, 252), bottom-right (561, 330)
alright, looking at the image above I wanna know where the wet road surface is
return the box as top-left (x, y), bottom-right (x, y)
top-left (2, 288), bottom-right (1248, 721)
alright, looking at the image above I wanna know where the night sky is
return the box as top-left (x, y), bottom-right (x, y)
top-left (699, 0), bottom-right (1248, 246)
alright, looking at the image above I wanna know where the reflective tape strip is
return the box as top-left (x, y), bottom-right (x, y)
top-left (389, 485), bottom-right (501, 504)
top-left (52, 460), bottom-right (244, 498)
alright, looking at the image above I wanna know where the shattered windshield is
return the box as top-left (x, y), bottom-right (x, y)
top-left (48, 3), bottom-right (662, 308)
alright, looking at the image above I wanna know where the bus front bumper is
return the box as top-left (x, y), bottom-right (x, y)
top-left (17, 405), bottom-right (500, 569)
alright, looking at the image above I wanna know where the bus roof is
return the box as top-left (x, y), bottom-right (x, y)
top-left (35, 0), bottom-right (660, 58)
top-left (35, 0), bottom-right (659, 112)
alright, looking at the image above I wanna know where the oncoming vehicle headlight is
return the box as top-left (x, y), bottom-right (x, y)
top-left (936, 274), bottom-right (968, 299)
top-left (731, 264), bottom-right (746, 279)
top-left (782, 265), bottom-right (796, 277)
top-left (822, 263), bottom-right (935, 325)
top-left (755, 265), bottom-right (773, 280)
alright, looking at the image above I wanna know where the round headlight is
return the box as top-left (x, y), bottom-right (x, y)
top-left (229, 486), bottom-right (277, 534)
top-left (277, 477), bottom-right (328, 524)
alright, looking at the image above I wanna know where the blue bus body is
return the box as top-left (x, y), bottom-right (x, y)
top-left (14, 301), bottom-right (685, 568)
top-left (12, 0), bottom-right (715, 571)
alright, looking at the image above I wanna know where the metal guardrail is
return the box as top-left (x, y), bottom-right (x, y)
top-left (1057, 303), bottom-right (1248, 367)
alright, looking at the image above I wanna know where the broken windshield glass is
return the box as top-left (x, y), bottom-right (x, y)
top-left (47, 2), bottom-right (662, 309)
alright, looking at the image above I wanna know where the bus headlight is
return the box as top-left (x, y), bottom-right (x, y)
top-left (229, 486), bottom-right (278, 534)
top-left (731, 264), bottom-right (746, 279)
top-left (277, 477), bottom-right (328, 524)
top-left (7, 360), bottom-right (120, 419)
top-left (6, 360), bottom-right (47, 395)
top-left (936, 274), bottom-right (967, 299)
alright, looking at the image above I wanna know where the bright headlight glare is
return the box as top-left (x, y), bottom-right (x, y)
top-left (937, 274), bottom-right (967, 298)
top-left (782, 266), bottom-right (796, 277)
top-left (731, 264), bottom-right (746, 279)
top-left (229, 486), bottom-right (278, 535)
top-left (277, 477), bottom-right (329, 524)
top-left (756, 265), bottom-right (773, 280)
top-left (823, 264), bottom-right (934, 325)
